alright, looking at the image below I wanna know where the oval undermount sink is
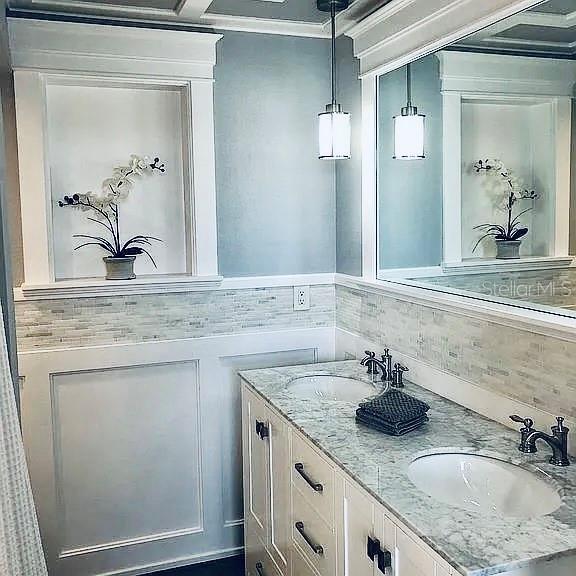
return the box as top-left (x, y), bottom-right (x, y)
top-left (408, 452), bottom-right (561, 519)
top-left (286, 375), bottom-right (378, 402)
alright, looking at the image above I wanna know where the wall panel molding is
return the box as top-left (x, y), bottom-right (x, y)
top-left (19, 328), bottom-right (334, 576)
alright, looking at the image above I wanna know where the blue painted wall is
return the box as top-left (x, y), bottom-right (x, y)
top-left (335, 36), bottom-right (362, 277)
top-left (378, 55), bottom-right (443, 270)
top-left (214, 31), bottom-right (336, 277)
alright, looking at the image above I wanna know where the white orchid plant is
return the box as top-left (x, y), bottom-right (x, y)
top-left (472, 158), bottom-right (538, 253)
top-left (58, 155), bottom-right (166, 265)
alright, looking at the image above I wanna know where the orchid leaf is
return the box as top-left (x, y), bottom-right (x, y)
top-left (510, 227), bottom-right (528, 240)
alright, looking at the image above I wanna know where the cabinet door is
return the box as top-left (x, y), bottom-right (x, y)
top-left (395, 528), bottom-right (435, 576)
top-left (243, 386), bottom-right (270, 546)
top-left (268, 407), bottom-right (291, 574)
top-left (341, 480), bottom-right (376, 576)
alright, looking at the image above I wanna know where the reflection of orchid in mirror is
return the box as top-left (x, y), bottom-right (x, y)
top-left (57, 155), bottom-right (166, 265)
top-left (472, 158), bottom-right (538, 253)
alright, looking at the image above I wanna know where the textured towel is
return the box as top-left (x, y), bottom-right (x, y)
top-left (356, 410), bottom-right (429, 436)
top-left (358, 389), bottom-right (430, 425)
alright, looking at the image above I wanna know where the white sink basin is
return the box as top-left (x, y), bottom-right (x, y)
top-left (286, 375), bottom-right (378, 402)
top-left (408, 452), bottom-right (561, 519)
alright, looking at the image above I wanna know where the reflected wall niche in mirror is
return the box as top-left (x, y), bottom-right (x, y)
top-left (376, 0), bottom-right (576, 319)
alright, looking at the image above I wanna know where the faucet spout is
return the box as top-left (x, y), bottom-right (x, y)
top-left (510, 415), bottom-right (570, 467)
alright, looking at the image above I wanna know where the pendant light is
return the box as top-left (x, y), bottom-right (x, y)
top-left (393, 63), bottom-right (425, 160)
top-left (317, 0), bottom-right (351, 160)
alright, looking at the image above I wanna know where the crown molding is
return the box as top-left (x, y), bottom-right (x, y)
top-left (438, 50), bottom-right (576, 96)
top-left (8, 17), bottom-right (222, 77)
top-left (346, 0), bottom-right (546, 78)
top-left (199, 13), bottom-right (328, 38)
top-left (7, 1), bottom-right (335, 38)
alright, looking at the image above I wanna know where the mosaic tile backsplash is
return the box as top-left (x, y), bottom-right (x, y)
top-left (15, 281), bottom-right (576, 420)
top-left (15, 285), bottom-right (336, 351)
top-left (336, 284), bottom-right (576, 419)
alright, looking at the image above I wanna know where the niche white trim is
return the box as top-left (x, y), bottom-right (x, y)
top-left (9, 18), bottom-right (222, 291)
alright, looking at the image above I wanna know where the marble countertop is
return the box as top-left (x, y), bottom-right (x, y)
top-left (239, 360), bottom-right (576, 576)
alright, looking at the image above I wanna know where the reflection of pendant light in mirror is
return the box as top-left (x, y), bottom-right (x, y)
top-left (317, 0), bottom-right (350, 160)
top-left (394, 63), bottom-right (425, 160)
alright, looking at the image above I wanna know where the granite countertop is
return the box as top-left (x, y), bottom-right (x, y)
top-left (239, 360), bottom-right (576, 576)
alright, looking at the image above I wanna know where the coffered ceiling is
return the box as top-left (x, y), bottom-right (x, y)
top-left (458, 0), bottom-right (576, 57)
top-left (6, 0), bottom-right (391, 37)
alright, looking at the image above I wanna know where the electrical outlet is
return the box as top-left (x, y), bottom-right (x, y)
top-left (293, 285), bottom-right (310, 311)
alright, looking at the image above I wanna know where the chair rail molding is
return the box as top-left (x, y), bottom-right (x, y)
top-left (346, 0), bottom-right (545, 78)
top-left (9, 18), bottom-right (221, 289)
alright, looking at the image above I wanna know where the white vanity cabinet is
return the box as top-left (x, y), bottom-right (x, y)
top-left (242, 382), bottom-right (453, 576)
top-left (242, 386), bottom-right (291, 576)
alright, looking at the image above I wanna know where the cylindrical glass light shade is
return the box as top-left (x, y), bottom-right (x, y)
top-left (393, 111), bottom-right (425, 160)
top-left (319, 108), bottom-right (351, 160)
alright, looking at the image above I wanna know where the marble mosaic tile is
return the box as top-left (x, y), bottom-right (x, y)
top-left (336, 285), bottom-right (576, 419)
top-left (15, 285), bottom-right (336, 351)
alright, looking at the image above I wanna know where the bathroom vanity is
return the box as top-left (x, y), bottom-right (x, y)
top-left (240, 361), bottom-right (576, 576)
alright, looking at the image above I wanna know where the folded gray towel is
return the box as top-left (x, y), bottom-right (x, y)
top-left (356, 410), bottom-right (428, 436)
top-left (358, 389), bottom-right (430, 425)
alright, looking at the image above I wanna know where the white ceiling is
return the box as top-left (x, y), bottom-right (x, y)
top-left (458, 0), bottom-right (576, 57)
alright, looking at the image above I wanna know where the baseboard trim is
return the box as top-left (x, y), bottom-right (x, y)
top-left (97, 546), bottom-right (244, 576)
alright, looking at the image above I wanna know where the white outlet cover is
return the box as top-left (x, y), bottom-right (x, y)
top-left (293, 286), bottom-right (310, 311)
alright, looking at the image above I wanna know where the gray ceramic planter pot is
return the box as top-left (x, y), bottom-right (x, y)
top-left (495, 240), bottom-right (521, 260)
top-left (103, 256), bottom-right (136, 280)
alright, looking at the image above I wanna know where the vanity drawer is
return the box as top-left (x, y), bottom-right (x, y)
top-left (291, 432), bottom-right (335, 527)
top-left (292, 487), bottom-right (336, 576)
top-left (245, 530), bottom-right (283, 576)
top-left (292, 544), bottom-right (320, 576)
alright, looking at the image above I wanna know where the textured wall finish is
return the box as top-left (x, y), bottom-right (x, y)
top-left (15, 285), bottom-right (335, 351)
top-left (214, 31), bottom-right (335, 277)
top-left (336, 284), bottom-right (576, 419)
top-left (336, 36), bottom-right (362, 277)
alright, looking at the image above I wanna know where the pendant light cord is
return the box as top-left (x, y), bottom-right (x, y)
top-left (331, 1), bottom-right (336, 106)
top-left (406, 62), bottom-right (412, 108)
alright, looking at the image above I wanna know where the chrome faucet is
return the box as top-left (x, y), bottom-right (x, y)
top-left (510, 415), bottom-right (570, 467)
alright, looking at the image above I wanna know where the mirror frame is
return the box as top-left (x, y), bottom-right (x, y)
top-left (343, 0), bottom-right (576, 338)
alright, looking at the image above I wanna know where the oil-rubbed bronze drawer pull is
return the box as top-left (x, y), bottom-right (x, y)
top-left (295, 521), bottom-right (324, 556)
top-left (255, 420), bottom-right (269, 440)
top-left (255, 561), bottom-right (266, 576)
top-left (294, 463), bottom-right (323, 492)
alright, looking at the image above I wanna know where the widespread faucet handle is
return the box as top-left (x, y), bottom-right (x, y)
top-left (392, 363), bottom-right (408, 388)
top-left (554, 417), bottom-right (568, 432)
top-left (360, 351), bottom-right (377, 374)
top-left (510, 415), bottom-right (534, 430)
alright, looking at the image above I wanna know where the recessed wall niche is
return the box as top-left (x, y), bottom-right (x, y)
top-left (460, 96), bottom-right (555, 259)
top-left (10, 19), bottom-right (221, 292)
top-left (47, 80), bottom-right (188, 280)
top-left (439, 51), bottom-right (576, 267)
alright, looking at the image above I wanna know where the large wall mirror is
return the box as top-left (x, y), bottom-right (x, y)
top-left (376, 0), bottom-right (576, 319)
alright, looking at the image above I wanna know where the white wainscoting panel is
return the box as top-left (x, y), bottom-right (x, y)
top-left (218, 349), bottom-right (317, 531)
top-left (19, 328), bottom-right (334, 576)
top-left (52, 362), bottom-right (202, 556)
